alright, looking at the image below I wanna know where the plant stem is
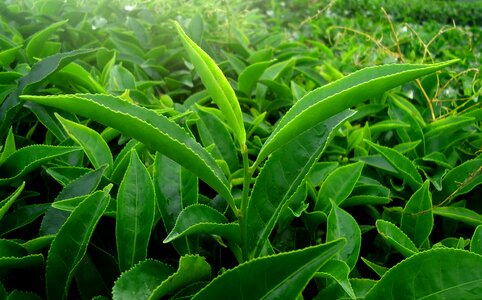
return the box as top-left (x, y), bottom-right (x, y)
top-left (240, 143), bottom-right (251, 262)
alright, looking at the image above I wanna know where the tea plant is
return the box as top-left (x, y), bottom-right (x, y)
top-left (0, 0), bottom-right (481, 299)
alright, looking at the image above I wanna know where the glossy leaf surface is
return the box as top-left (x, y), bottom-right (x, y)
top-left (175, 22), bottom-right (245, 146)
top-left (112, 259), bottom-right (174, 300)
top-left (315, 161), bottom-right (364, 212)
top-left (116, 150), bottom-right (155, 271)
top-left (192, 239), bottom-right (345, 300)
top-left (56, 113), bottom-right (113, 175)
top-left (326, 203), bottom-right (361, 270)
top-left (153, 154), bottom-right (198, 255)
top-left (149, 255), bottom-right (211, 299)
top-left (401, 181), bottom-right (433, 247)
top-left (164, 204), bottom-right (240, 245)
top-left (0, 145), bottom-right (80, 186)
top-left (366, 140), bottom-right (422, 190)
top-left (21, 93), bottom-right (234, 209)
top-left (46, 186), bottom-right (110, 300)
top-left (365, 249), bottom-right (482, 299)
top-left (376, 219), bottom-right (418, 257)
top-left (256, 60), bottom-right (458, 165)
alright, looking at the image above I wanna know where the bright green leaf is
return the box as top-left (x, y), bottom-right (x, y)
top-left (21, 93), bottom-right (235, 211)
top-left (164, 204), bottom-right (240, 245)
top-left (46, 186), bottom-right (111, 300)
top-left (116, 150), bottom-right (155, 272)
top-left (376, 219), bottom-right (418, 258)
top-left (365, 249), bottom-right (482, 299)
top-left (326, 203), bottom-right (361, 270)
top-left (256, 60), bottom-right (458, 166)
top-left (401, 181), bottom-right (433, 247)
top-left (175, 22), bottom-right (245, 146)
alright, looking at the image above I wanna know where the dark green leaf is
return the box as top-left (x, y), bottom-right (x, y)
top-left (247, 110), bottom-right (354, 258)
top-left (192, 239), bottom-right (345, 300)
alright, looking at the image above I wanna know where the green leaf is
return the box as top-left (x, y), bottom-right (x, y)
top-left (40, 166), bottom-right (106, 235)
top-left (0, 145), bottom-right (81, 186)
top-left (238, 60), bottom-right (275, 96)
top-left (0, 254), bottom-right (44, 275)
top-left (117, 150), bottom-right (155, 272)
top-left (0, 181), bottom-right (25, 220)
top-left (164, 204), bottom-right (240, 245)
top-left (433, 158), bottom-right (482, 204)
top-left (0, 48), bottom-right (97, 140)
top-left (56, 113), bottom-right (113, 176)
top-left (366, 140), bottom-right (422, 190)
top-left (315, 278), bottom-right (376, 300)
top-left (45, 166), bottom-right (91, 186)
top-left (21, 235), bottom-right (55, 254)
top-left (317, 259), bottom-right (356, 299)
top-left (315, 161), bottom-right (364, 212)
top-left (401, 181), bottom-right (433, 247)
top-left (433, 206), bottom-right (482, 227)
top-left (0, 204), bottom-right (49, 237)
top-left (0, 127), bottom-right (16, 165)
top-left (25, 20), bottom-right (68, 64)
top-left (112, 259), bottom-right (174, 300)
top-left (326, 203), bottom-right (361, 270)
top-left (175, 22), bottom-right (245, 146)
top-left (470, 225), bottom-right (482, 255)
top-left (7, 290), bottom-right (43, 300)
top-left (192, 239), bottom-right (345, 300)
top-left (23, 102), bottom-right (70, 141)
top-left (387, 95), bottom-right (425, 155)
top-left (247, 110), bottom-right (354, 258)
top-left (255, 60), bottom-right (458, 166)
top-left (46, 186), bottom-right (111, 300)
top-left (21, 93), bottom-right (235, 211)
top-left (365, 249), bottom-right (482, 299)
top-left (74, 253), bottom-right (111, 300)
top-left (149, 255), bottom-right (211, 300)
top-left (361, 257), bottom-right (388, 277)
top-left (195, 107), bottom-right (239, 172)
top-left (376, 219), bottom-right (418, 257)
top-left (153, 154), bottom-right (198, 255)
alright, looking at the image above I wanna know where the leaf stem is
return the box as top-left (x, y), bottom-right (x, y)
top-left (240, 143), bottom-right (252, 262)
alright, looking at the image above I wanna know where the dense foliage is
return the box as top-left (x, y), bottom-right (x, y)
top-left (0, 0), bottom-right (481, 299)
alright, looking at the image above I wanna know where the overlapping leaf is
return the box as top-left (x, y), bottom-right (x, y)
top-left (192, 239), bottom-right (345, 300)
top-left (46, 186), bottom-right (111, 300)
top-left (255, 60), bottom-right (458, 165)
top-left (365, 249), bottom-right (482, 299)
top-left (246, 110), bottom-right (354, 258)
top-left (175, 22), bottom-right (245, 146)
top-left (21, 93), bottom-right (235, 209)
